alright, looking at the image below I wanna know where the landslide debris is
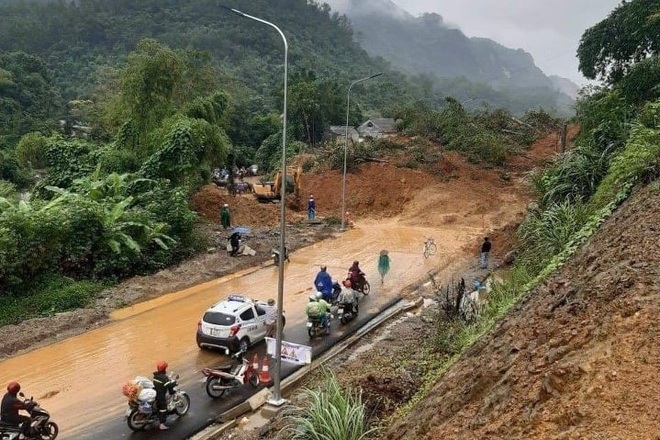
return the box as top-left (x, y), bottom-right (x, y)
top-left (385, 182), bottom-right (660, 440)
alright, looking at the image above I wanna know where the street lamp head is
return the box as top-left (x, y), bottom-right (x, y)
top-left (341, 72), bottom-right (382, 231)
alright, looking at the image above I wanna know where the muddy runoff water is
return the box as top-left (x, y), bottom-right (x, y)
top-left (0, 219), bottom-right (487, 437)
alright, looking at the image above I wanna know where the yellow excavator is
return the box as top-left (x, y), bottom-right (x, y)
top-left (252, 166), bottom-right (302, 203)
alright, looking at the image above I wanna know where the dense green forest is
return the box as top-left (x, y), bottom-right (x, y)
top-left (0, 0), bottom-right (572, 153)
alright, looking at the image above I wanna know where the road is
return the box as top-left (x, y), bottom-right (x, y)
top-left (0, 220), bottom-right (490, 439)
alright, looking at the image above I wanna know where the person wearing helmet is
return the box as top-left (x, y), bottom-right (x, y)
top-left (338, 279), bottom-right (358, 315)
top-left (348, 261), bottom-right (366, 291)
top-left (305, 293), bottom-right (331, 334)
top-left (152, 361), bottom-right (176, 430)
top-left (1, 382), bottom-right (33, 439)
top-left (313, 265), bottom-right (334, 302)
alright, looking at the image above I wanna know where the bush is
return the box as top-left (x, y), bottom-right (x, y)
top-left (0, 180), bottom-right (17, 200)
top-left (0, 276), bottom-right (105, 326)
top-left (284, 370), bottom-right (376, 440)
top-left (15, 132), bottom-right (49, 169)
top-left (590, 119), bottom-right (660, 210)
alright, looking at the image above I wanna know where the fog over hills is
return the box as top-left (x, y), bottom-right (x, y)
top-left (325, 0), bottom-right (579, 99)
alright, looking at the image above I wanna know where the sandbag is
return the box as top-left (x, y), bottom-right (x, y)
top-left (138, 388), bottom-right (157, 403)
top-left (133, 376), bottom-right (154, 389)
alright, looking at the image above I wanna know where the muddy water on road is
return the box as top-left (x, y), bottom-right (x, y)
top-left (0, 218), bottom-right (496, 437)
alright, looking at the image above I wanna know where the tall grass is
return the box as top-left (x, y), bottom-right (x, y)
top-left (531, 144), bottom-right (613, 209)
top-left (284, 370), bottom-right (377, 440)
top-left (517, 200), bottom-right (591, 271)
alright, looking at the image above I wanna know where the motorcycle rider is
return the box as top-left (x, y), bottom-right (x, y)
top-left (313, 266), bottom-right (334, 302)
top-left (1, 382), bottom-right (33, 439)
top-left (338, 279), bottom-right (358, 316)
top-left (348, 261), bottom-right (366, 291)
top-left (152, 361), bottom-right (176, 430)
top-left (304, 293), bottom-right (331, 334)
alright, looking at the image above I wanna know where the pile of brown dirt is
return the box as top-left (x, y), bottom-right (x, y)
top-left (300, 162), bottom-right (438, 219)
top-left (190, 184), bottom-right (306, 227)
top-left (384, 183), bottom-right (660, 440)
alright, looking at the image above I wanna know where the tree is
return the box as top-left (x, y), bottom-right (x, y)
top-left (578, 0), bottom-right (660, 84)
top-left (618, 55), bottom-right (660, 105)
top-left (0, 51), bottom-right (60, 148)
top-left (104, 39), bottom-right (184, 151)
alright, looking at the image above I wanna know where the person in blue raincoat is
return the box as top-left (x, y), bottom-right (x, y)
top-left (313, 266), bottom-right (333, 302)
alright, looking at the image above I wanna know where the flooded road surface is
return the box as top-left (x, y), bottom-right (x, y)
top-left (0, 213), bottom-right (512, 438)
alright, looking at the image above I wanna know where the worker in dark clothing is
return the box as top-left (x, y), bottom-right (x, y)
top-left (229, 232), bottom-right (241, 257)
top-left (153, 361), bottom-right (176, 430)
top-left (1, 382), bottom-right (33, 439)
top-left (480, 237), bottom-right (492, 269)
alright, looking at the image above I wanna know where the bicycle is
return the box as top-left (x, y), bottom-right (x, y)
top-left (423, 237), bottom-right (437, 259)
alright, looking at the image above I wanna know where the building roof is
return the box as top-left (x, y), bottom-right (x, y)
top-left (357, 118), bottom-right (398, 134)
top-left (328, 125), bottom-right (359, 137)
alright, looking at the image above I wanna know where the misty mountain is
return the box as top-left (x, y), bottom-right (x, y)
top-left (549, 75), bottom-right (580, 99)
top-left (325, 0), bottom-right (578, 104)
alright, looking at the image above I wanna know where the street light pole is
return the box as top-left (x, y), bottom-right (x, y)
top-left (224, 6), bottom-right (288, 405)
top-left (340, 72), bottom-right (382, 231)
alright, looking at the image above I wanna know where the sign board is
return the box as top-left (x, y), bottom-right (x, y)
top-left (265, 337), bottom-right (312, 365)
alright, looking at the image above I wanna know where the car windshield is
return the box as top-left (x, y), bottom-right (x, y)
top-left (203, 311), bottom-right (235, 326)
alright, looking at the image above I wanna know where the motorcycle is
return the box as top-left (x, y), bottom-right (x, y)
top-left (337, 300), bottom-right (359, 324)
top-left (271, 247), bottom-right (289, 265)
top-left (347, 273), bottom-right (370, 295)
top-left (202, 349), bottom-right (260, 398)
top-left (0, 393), bottom-right (58, 440)
top-left (307, 314), bottom-right (331, 338)
top-left (124, 374), bottom-right (190, 432)
top-left (316, 282), bottom-right (342, 304)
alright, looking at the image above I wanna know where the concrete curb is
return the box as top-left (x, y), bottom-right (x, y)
top-left (193, 297), bottom-right (422, 439)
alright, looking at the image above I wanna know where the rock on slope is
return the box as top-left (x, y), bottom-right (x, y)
top-left (386, 182), bottom-right (660, 440)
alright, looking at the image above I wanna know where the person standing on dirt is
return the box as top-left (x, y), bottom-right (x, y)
top-left (229, 232), bottom-right (241, 257)
top-left (152, 361), bottom-right (175, 431)
top-left (220, 204), bottom-right (231, 229)
top-left (307, 194), bottom-right (316, 221)
top-left (378, 250), bottom-right (391, 285)
top-left (480, 237), bottom-right (491, 269)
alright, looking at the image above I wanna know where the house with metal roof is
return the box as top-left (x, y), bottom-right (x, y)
top-left (357, 118), bottom-right (398, 138)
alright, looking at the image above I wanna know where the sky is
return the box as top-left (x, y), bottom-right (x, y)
top-left (328, 0), bottom-right (623, 85)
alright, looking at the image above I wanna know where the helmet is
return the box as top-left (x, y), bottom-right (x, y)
top-left (7, 382), bottom-right (20, 394)
top-left (320, 265), bottom-right (327, 272)
top-left (353, 261), bottom-right (359, 266)
top-left (343, 279), bottom-right (352, 288)
top-left (315, 292), bottom-right (323, 300)
top-left (308, 294), bottom-right (318, 302)
top-left (156, 360), bottom-right (168, 373)
top-left (267, 298), bottom-right (275, 306)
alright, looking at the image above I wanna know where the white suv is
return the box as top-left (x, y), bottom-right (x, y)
top-left (196, 294), bottom-right (285, 354)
